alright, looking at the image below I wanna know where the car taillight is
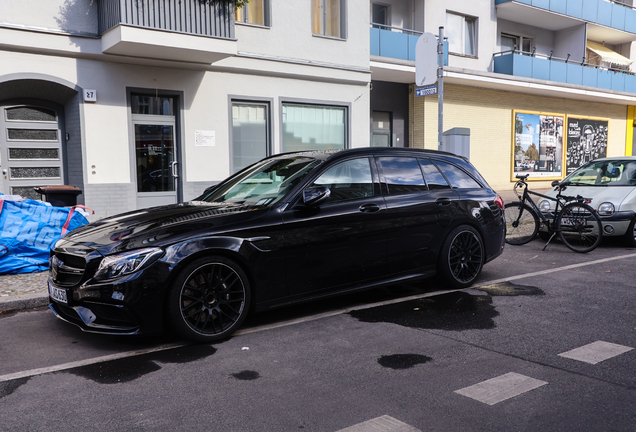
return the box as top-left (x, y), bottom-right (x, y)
top-left (494, 195), bottom-right (505, 210)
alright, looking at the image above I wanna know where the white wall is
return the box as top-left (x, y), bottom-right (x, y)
top-left (554, 24), bottom-right (586, 62)
top-left (1, 0), bottom-right (98, 34)
top-left (425, 0), bottom-right (497, 72)
top-left (236, 0), bottom-right (369, 70)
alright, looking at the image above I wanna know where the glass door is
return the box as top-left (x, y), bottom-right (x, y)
top-left (134, 120), bottom-right (178, 208)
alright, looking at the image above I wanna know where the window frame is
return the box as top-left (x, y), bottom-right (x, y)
top-left (446, 11), bottom-right (477, 58)
top-left (312, 0), bottom-right (347, 40)
top-left (280, 99), bottom-right (351, 153)
top-left (228, 97), bottom-right (273, 174)
top-left (235, 0), bottom-right (271, 27)
top-left (501, 32), bottom-right (533, 54)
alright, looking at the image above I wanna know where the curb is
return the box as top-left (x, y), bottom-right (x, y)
top-left (0, 293), bottom-right (49, 312)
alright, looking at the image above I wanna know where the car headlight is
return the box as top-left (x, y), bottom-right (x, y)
top-left (539, 200), bottom-right (551, 212)
top-left (597, 202), bottom-right (615, 216)
top-left (94, 248), bottom-right (163, 281)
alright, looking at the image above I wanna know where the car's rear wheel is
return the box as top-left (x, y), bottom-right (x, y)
top-left (437, 225), bottom-right (484, 289)
top-left (167, 256), bottom-right (250, 342)
top-left (624, 217), bottom-right (636, 248)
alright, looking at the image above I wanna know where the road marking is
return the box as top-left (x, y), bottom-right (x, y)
top-left (336, 415), bottom-right (421, 432)
top-left (454, 372), bottom-right (548, 406)
top-left (558, 341), bottom-right (634, 365)
top-left (2, 251), bottom-right (635, 383)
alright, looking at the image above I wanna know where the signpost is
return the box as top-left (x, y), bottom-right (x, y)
top-left (415, 27), bottom-right (446, 151)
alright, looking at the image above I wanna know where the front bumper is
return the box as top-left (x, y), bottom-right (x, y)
top-left (540, 210), bottom-right (635, 237)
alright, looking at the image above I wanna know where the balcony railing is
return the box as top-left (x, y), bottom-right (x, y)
top-left (98, 0), bottom-right (235, 39)
top-left (493, 50), bottom-right (636, 93)
top-left (370, 24), bottom-right (448, 64)
top-left (495, 0), bottom-right (636, 34)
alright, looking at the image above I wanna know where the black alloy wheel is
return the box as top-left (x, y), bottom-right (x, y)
top-left (438, 225), bottom-right (484, 289)
top-left (168, 256), bottom-right (251, 342)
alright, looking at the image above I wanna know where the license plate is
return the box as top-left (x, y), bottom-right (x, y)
top-left (49, 283), bottom-right (68, 304)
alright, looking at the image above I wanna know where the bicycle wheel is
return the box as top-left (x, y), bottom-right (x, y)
top-left (557, 202), bottom-right (603, 253)
top-left (504, 202), bottom-right (540, 245)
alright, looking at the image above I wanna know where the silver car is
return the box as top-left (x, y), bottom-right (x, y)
top-left (538, 157), bottom-right (636, 247)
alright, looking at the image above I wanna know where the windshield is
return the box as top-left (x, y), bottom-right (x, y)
top-left (566, 159), bottom-right (636, 186)
top-left (197, 156), bottom-right (322, 206)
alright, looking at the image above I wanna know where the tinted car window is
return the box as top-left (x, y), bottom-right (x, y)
top-left (312, 157), bottom-right (375, 203)
top-left (433, 160), bottom-right (482, 189)
top-left (378, 157), bottom-right (427, 195)
top-left (419, 158), bottom-right (450, 190)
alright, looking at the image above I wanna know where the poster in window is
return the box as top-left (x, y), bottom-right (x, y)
top-left (512, 111), bottom-right (564, 180)
top-left (565, 117), bottom-right (608, 175)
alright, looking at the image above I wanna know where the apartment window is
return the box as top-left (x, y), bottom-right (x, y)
top-left (232, 102), bottom-right (270, 173)
top-left (312, 0), bottom-right (346, 38)
top-left (446, 12), bottom-right (476, 56)
top-left (235, 0), bottom-right (269, 26)
top-left (282, 103), bottom-right (347, 152)
top-left (501, 33), bottom-right (532, 53)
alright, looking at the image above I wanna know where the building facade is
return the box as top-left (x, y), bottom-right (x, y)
top-left (371, 0), bottom-right (636, 191)
top-left (2, 0), bottom-right (636, 221)
top-left (1, 0), bottom-right (370, 219)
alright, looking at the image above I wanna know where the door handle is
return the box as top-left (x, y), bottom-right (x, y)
top-left (359, 203), bottom-right (380, 213)
top-left (435, 197), bottom-right (452, 206)
top-left (171, 161), bottom-right (179, 178)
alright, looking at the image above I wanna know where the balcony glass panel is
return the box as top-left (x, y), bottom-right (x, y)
top-left (496, 0), bottom-right (636, 35)
top-left (370, 26), bottom-right (448, 64)
top-left (493, 51), bottom-right (636, 94)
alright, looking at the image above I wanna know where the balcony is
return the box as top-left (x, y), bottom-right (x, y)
top-left (493, 50), bottom-right (636, 92)
top-left (496, 0), bottom-right (636, 43)
top-left (98, 0), bottom-right (237, 63)
top-left (370, 24), bottom-right (449, 63)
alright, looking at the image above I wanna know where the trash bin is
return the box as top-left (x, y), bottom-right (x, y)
top-left (34, 185), bottom-right (82, 207)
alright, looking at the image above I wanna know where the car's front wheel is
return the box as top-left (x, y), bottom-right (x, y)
top-left (167, 256), bottom-right (251, 342)
top-left (437, 225), bottom-right (484, 289)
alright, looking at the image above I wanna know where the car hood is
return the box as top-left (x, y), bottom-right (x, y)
top-left (543, 185), bottom-right (636, 210)
top-left (59, 201), bottom-right (268, 255)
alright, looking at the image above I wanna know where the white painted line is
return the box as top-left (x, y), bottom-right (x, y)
top-left (336, 415), bottom-right (421, 432)
top-left (454, 372), bottom-right (548, 406)
top-left (2, 252), bottom-right (635, 383)
top-left (0, 343), bottom-right (185, 382)
top-left (558, 341), bottom-right (633, 365)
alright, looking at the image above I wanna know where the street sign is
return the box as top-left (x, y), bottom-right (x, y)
top-left (415, 85), bottom-right (438, 97)
top-left (415, 32), bottom-right (438, 86)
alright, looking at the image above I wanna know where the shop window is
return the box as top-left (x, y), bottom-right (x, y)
top-left (236, 0), bottom-right (269, 26)
top-left (282, 103), bottom-right (347, 152)
top-left (312, 0), bottom-right (346, 38)
top-left (446, 12), bottom-right (476, 56)
top-left (232, 102), bottom-right (270, 173)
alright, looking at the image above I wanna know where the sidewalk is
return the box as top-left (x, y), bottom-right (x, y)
top-left (0, 271), bottom-right (49, 312)
top-left (0, 187), bottom-right (548, 313)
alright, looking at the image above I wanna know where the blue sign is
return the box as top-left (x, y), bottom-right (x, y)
top-left (415, 85), bottom-right (438, 97)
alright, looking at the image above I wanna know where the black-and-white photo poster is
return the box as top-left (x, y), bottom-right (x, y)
top-left (566, 117), bottom-right (608, 175)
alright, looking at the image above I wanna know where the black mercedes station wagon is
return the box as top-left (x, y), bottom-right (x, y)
top-left (48, 148), bottom-right (505, 342)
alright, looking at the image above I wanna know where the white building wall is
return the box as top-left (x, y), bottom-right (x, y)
top-left (2, 0), bottom-right (98, 34)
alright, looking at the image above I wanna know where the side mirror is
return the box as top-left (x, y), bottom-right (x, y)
top-left (303, 186), bottom-right (330, 207)
top-left (551, 180), bottom-right (560, 187)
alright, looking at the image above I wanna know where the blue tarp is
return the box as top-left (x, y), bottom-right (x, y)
top-left (0, 197), bottom-right (89, 274)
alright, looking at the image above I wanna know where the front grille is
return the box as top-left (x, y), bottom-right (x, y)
top-left (51, 253), bottom-right (85, 286)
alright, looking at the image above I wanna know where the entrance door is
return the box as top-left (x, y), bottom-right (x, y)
top-left (131, 94), bottom-right (180, 209)
top-left (0, 104), bottom-right (65, 200)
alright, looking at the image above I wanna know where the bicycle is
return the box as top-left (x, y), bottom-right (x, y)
top-left (504, 174), bottom-right (603, 253)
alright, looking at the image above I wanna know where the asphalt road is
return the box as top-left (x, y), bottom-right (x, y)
top-left (1, 237), bottom-right (635, 431)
